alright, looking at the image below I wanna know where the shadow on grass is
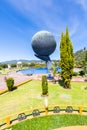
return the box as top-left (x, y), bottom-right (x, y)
top-left (58, 79), bottom-right (64, 87)
top-left (12, 86), bottom-right (17, 91)
top-left (8, 87), bottom-right (17, 92)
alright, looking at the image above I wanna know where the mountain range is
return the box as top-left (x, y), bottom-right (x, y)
top-left (74, 48), bottom-right (87, 66)
top-left (0, 48), bottom-right (87, 66)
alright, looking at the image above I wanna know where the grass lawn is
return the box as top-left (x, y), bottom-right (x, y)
top-left (0, 80), bottom-right (87, 119)
top-left (7, 114), bottom-right (87, 130)
top-left (0, 68), bottom-right (18, 75)
top-left (0, 67), bottom-right (24, 75)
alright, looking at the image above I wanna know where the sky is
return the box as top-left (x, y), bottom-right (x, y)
top-left (0, 0), bottom-right (87, 62)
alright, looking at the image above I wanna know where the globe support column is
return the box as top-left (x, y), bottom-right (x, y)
top-left (46, 60), bottom-right (52, 72)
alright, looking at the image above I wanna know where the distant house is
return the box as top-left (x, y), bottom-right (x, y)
top-left (74, 68), bottom-right (81, 72)
top-left (17, 61), bottom-right (22, 68)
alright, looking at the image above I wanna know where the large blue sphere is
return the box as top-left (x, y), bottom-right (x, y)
top-left (32, 31), bottom-right (56, 56)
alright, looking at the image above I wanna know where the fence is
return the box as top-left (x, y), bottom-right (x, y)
top-left (0, 105), bottom-right (87, 130)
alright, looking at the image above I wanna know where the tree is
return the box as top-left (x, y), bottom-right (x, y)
top-left (84, 47), bottom-right (86, 50)
top-left (2, 64), bottom-right (8, 69)
top-left (42, 75), bottom-right (48, 95)
top-left (85, 51), bottom-right (87, 75)
top-left (79, 70), bottom-right (85, 76)
top-left (52, 62), bottom-right (57, 77)
top-left (22, 63), bottom-right (29, 67)
top-left (81, 50), bottom-right (87, 76)
top-left (6, 78), bottom-right (14, 91)
top-left (11, 63), bottom-right (16, 68)
top-left (29, 62), bottom-right (35, 68)
top-left (60, 28), bottom-right (74, 88)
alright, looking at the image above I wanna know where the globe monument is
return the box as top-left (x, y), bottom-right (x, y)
top-left (31, 31), bottom-right (56, 70)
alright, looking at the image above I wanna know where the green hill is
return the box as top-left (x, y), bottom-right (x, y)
top-left (74, 48), bottom-right (87, 67)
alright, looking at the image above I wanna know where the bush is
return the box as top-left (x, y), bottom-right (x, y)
top-left (2, 64), bottom-right (8, 68)
top-left (6, 78), bottom-right (14, 91)
top-left (42, 75), bottom-right (48, 95)
top-left (79, 70), bottom-right (85, 76)
top-left (72, 72), bottom-right (79, 76)
top-left (0, 67), bottom-right (2, 70)
top-left (84, 86), bottom-right (87, 90)
top-left (11, 63), bottom-right (16, 68)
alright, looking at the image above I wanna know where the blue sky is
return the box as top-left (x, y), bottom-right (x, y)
top-left (0, 0), bottom-right (87, 62)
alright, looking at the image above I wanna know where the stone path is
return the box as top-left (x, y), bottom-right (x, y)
top-left (0, 73), bottom-right (86, 91)
top-left (0, 76), bottom-right (7, 90)
top-left (0, 72), bottom-right (32, 91)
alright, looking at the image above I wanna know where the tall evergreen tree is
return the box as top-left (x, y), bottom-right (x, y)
top-left (84, 50), bottom-right (87, 75)
top-left (60, 28), bottom-right (74, 88)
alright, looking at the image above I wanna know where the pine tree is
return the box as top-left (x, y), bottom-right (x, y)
top-left (60, 28), bottom-right (74, 88)
top-left (84, 50), bottom-right (87, 75)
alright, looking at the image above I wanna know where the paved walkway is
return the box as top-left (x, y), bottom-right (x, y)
top-left (54, 126), bottom-right (87, 130)
top-left (0, 72), bottom-right (32, 91)
top-left (0, 76), bottom-right (7, 90)
top-left (0, 73), bottom-right (86, 91)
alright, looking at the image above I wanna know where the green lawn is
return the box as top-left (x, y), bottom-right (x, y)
top-left (0, 68), bottom-right (18, 75)
top-left (0, 67), bottom-right (24, 75)
top-left (7, 114), bottom-right (87, 130)
top-left (0, 80), bottom-right (87, 119)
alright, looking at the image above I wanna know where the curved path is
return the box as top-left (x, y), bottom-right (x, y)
top-left (54, 126), bottom-right (87, 130)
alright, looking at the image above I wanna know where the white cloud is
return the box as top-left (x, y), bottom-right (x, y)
top-left (6, 0), bottom-right (63, 33)
top-left (6, 0), bottom-right (80, 41)
top-left (73, 0), bottom-right (87, 11)
top-left (70, 18), bottom-right (79, 37)
top-left (6, 0), bottom-right (54, 19)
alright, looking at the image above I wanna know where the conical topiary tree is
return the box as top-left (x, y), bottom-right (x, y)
top-left (60, 28), bottom-right (74, 88)
top-left (42, 75), bottom-right (48, 95)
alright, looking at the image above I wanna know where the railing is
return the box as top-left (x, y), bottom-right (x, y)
top-left (1, 105), bottom-right (87, 130)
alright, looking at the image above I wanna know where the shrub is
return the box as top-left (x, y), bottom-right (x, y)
top-left (79, 70), bottom-right (85, 76)
top-left (72, 72), bottom-right (79, 76)
top-left (42, 75), bottom-right (48, 95)
top-left (84, 86), bottom-right (87, 90)
top-left (11, 63), bottom-right (16, 68)
top-left (6, 78), bottom-right (14, 91)
top-left (2, 64), bottom-right (8, 68)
